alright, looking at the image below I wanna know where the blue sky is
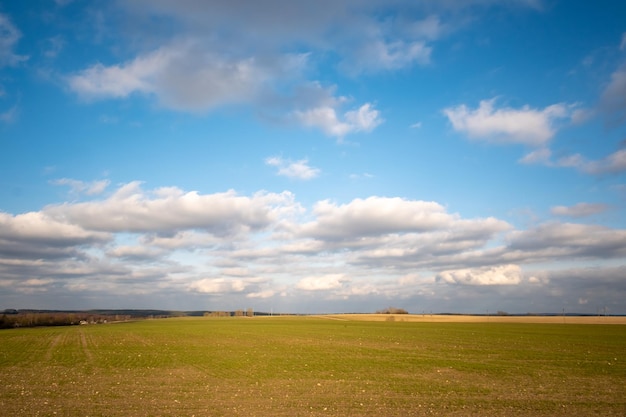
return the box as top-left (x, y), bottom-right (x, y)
top-left (1, 0), bottom-right (625, 314)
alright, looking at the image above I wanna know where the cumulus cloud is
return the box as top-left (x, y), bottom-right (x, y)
top-left (189, 278), bottom-right (248, 294)
top-left (62, 0), bottom-right (545, 139)
top-left (2, 178), bottom-right (625, 313)
top-left (68, 40), bottom-right (305, 111)
top-left (120, 1), bottom-right (537, 75)
top-left (139, 231), bottom-right (220, 250)
top-left (106, 245), bottom-right (165, 261)
top-left (294, 102), bottom-right (382, 139)
top-left (265, 156), bottom-right (320, 180)
top-left (551, 202), bottom-right (609, 218)
top-left (296, 274), bottom-right (349, 291)
top-left (246, 289), bottom-right (276, 299)
top-left (443, 98), bottom-right (573, 147)
top-left (508, 222), bottom-right (626, 260)
top-left (122, 1), bottom-right (435, 75)
top-left (437, 264), bottom-right (523, 286)
top-left (0, 211), bottom-right (110, 260)
top-left (0, 211), bottom-right (109, 246)
top-left (44, 181), bottom-right (297, 235)
top-left (443, 98), bottom-right (625, 176)
top-left (298, 197), bottom-right (481, 240)
top-left (67, 39), bottom-right (383, 137)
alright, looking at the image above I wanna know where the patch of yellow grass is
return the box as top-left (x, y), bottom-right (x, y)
top-left (318, 313), bottom-right (626, 324)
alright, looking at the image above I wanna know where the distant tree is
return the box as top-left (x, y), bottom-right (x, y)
top-left (376, 307), bottom-right (409, 314)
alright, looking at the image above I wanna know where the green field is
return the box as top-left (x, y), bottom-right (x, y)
top-left (0, 317), bottom-right (624, 416)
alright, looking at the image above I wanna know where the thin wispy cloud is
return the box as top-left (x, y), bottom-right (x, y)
top-left (551, 202), bottom-right (609, 218)
top-left (0, 14), bottom-right (28, 67)
top-left (51, 178), bottom-right (110, 196)
top-left (265, 157), bottom-right (321, 180)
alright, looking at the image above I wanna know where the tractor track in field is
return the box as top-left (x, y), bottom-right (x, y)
top-left (44, 332), bottom-right (65, 362)
top-left (79, 329), bottom-right (94, 363)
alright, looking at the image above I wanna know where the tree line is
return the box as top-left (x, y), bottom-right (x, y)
top-left (376, 307), bottom-right (409, 314)
top-left (0, 311), bottom-right (130, 329)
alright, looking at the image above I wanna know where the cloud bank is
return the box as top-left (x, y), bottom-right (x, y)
top-left (1, 181), bottom-right (624, 313)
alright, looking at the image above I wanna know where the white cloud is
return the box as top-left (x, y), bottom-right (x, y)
top-left (344, 40), bottom-right (431, 74)
top-left (189, 278), bottom-right (248, 294)
top-left (68, 40), bottom-right (306, 111)
top-left (67, 38), bottom-right (385, 138)
top-left (0, 14), bottom-right (28, 67)
top-left (68, 60), bottom-right (154, 99)
top-left (443, 98), bottom-right (573, 147)
top-left (620, 32), bottom-right (626, 51)
top-left (44, 181), bottom-right (298, 235)
top-left (299, 197), bottom-right (454, 240)
top-left (557, 149), bottom-right (626, 175)
top-left (296, 274), bottom-right (348, 291)
top-left (106, 245), bottom-right (165, 260)
top-left (140, 231), bottom-right (219, 250)
top-left (519, 147), bottom-right (551, 165)
top-left (296, 197), bottom-right (509, 245)
top-left (0, 211), bottom-right (110, 261)
top-left (551, 203), bottom-right (609, 218)
top-left (122, 1), bottom-right (435, 76)
top-left (508, 222), bottom-right (626, 260)
top-left (345, 103), bottom-right (383, 131)
top-left (51, 178), bottom-right (110, 195)
top-left (246, 289), bottom-right (276, 299)
top-left (61, 0), bottom-right (546, 138)
top-left (437, 264), bottom-right (523, 286)
top-left (0, 211), bottom-right (109, 245)
top-left (2, 179), bottom-right (626, 312)
top-left (519, 145), bottom-right (626, 175)
top-left (294, 102), bottom-right (383, 139)
top-left (349, 172), bottom-right (374, 180)
top-left (265, 156), bottom-right (320, 180)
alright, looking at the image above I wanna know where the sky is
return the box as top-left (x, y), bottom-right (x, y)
top-left (1, 0), bottom-right (625, 314)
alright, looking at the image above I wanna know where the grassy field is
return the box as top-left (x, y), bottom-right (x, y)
top-left (0, 316), bottom-right (624, 416)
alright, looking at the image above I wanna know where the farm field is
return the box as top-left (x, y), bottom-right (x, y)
top-left (0, 316), bottom-right (624, 416)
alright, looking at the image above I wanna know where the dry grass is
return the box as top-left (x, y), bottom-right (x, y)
top-left (319, 314), bottom-right (626, 324)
